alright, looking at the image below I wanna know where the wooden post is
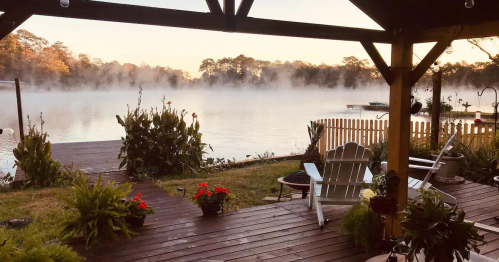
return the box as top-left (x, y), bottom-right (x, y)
top-left (386, 33), bottom-right (413, 237)
top-left (431, 71), bottom-right (442, 150)
top-left (15, 78), bottom-right (24, 141)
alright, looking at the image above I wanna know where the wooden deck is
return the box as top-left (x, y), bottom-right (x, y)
top-left (32, 141), bottom-right (499, 261)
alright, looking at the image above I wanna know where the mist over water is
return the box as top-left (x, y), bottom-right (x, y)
top-left (0, 86), bottom-right (494, 175)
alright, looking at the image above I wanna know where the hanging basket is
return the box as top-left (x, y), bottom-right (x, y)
top-left (369, 196), bottom-right (397, 214)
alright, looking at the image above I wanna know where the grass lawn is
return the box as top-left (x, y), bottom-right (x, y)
top-left (157, 160), bottom-right (301, 211)
top-left (0, 187), bottom-right (83, 261)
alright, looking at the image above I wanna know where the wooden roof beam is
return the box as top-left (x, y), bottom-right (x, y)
top-left (205, 0), bottom-right (223, 15)
top-left (0, 0), bottom-right (393, 43)
top-left (414, 21), bottom-right (499, 43)
top-left (349, 0), bottom-right (393, 30)
top-left (411, 40), bottom-right (448, 86)
top-left (237, 0), bottom-right (254, 17)
top-left (224, 0), bottom-right (235, 16)
top-left (361, 41), bottom-right (393, 85)
top-left (0, 10), bottom-right (33, 40)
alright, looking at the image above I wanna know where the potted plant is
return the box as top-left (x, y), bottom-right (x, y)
top-left (125, 192), bottom-right (155, 227)
top-left (369, 170), bottom-right (400, 214)
top-left (193, 182), bottom-right (231, 216)
top-left (401, 189), bottom-right (484, 262)
top-left (341, 201), bottom-right (385, 252)
top-left (432, 147), bottom-right (465, 184)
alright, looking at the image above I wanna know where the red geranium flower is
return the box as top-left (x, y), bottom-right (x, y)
top-left (207, 191), bottom-right (213, 196)
top-left (198, 189), bottom-right (206, 195)
top-left (137, 193), bottom-right (142, 198)
top-left (215, 187), bottom-right (222, 194)
top-left (198, 183), bottom-right (203, 187)
top-left (203, 182), bottom-right (208, 187)
top-left (138, 203), bottom-right (147, 210)
top-left (133, 197), bottom-right (140, 202)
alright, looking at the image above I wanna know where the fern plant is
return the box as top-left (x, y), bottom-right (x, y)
top-left (59, 174), bottom-right (134, 248)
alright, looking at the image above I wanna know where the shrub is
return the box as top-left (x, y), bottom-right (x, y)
top-left (454, 142), bottom-right (498, 185)
top-left (59, 174), bottom-right (134, 248)
top-left (341, 201), bottom-right (383, 252)
top-left (426, 98), bottom-right (453, 112)
top-left (12, 115), bottom-right (80, 188)
top-left (0, 238), bottom-right (82, 262)
top-left (401, 189), bottom-right (483, 262)
top-left (117, 90), bottom-right (206, 177)
top-left (13, 118), bottom-right (61, 187)
top-left (300, 121), bottom-right (324, 172)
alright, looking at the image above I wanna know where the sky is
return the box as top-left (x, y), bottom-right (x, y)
top-left (13, 0), bottom-right (497, 77)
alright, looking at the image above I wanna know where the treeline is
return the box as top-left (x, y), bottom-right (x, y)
top-left (1, 30), bottom-right (499, 89)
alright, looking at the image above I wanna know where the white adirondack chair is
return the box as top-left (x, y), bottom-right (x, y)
top-left (304, 142), bottom-right (373, 227)
top-left (381, 133), bottom-right (458, 205)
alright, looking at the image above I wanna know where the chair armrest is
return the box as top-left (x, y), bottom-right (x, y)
top-left (304, 163), bottom-right (323, 182)
top-left (408, 164), bottom-right (439, 171)
top-left (409, 157), bottom-right (445, 166)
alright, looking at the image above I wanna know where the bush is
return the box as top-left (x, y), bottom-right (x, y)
top-left (300, 121), bottom-right (324, 172)
top-left (341, 201), bottom-right (383, 251)
top-left (0, 238), bottom-right (82, 262)
top-left (12, 116), bottom-right (80, 188)
top-left (59, 174), bottom-right (134, 248)
top-left (13, 119), bottom-right (61, 187)
top-left (117, 90), bottom-right (206, 177)
top-left (426, 98), bottom-right (453, 112)
top-left (454, 142), bottom-right (499, 185)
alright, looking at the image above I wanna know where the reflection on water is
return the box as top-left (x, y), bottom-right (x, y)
top-left (0, 86), bottom-right (493, 174)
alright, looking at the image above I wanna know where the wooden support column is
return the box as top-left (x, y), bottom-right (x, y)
top-left (431, 71), bottom-right (442, 150)
top-left (385, 33), bottom-right (413, 237)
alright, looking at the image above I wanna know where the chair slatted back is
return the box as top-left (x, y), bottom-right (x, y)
top-left (321, 142), bottom-right (371, 199)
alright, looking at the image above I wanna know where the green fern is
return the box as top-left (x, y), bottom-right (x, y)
top-left (59, 174), bottom-right (134, 248)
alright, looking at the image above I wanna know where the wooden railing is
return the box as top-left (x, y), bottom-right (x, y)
top-left (316, 118), bottom-right (496, 155)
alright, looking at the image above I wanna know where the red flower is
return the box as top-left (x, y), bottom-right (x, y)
top-left (133, 197), bottom-right (140, 202)
top-left (198, 189), bottom-right (206, 195)
top-left (215, 187), bottom-right (222, 194)
top-left (203, 182), bottom-right (208, 187)
top-left (193, 195), bottom-right (199, 200)
top-left (136, 193), bottom-right (142, 198)
top-left (138, 203), bottom-right (147, 210)
top-left (192, 112), bottom-right (197, 118)
top-left (167, 101), bottom-right (172, 105)
top-left (207, 191), bottom-right (213, 196)
top-left (198, 183), bottom-right (203, 187)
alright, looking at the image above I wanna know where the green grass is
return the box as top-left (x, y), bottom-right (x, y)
top-left (157, 160), bottom-right (301, 211)
top-left (0, 187), bottom-right (83, 261)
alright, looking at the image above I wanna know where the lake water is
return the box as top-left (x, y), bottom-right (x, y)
top-left (0, 86), bottom-right (493, 176)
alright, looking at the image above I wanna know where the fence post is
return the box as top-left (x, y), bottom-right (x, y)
top-left (15, 78), bottom-right (24, 142)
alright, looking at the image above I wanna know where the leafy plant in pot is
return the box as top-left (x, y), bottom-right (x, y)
top-left (192, 182), bottom-right (231, 216)
top-left (369, 170), bottom-right (400, 214)
top-left (401, 189), bottom-right (484, 262)
top-left (341, 201), bottom-right (384, 252)
top-left (125, 193), bottom-right (155, 227)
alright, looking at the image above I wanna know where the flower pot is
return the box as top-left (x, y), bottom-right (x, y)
top-left (125, 215), bottom-right (146, 227)
top-left (201, 205), bottom-right (221, 217)
top-left (431, 153), bottom-right (465, 184)
top-left (369, 196), bottom-right (397, 214)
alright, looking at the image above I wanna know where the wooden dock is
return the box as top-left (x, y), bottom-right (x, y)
top-left (12, 140), bottom-right (499, 261)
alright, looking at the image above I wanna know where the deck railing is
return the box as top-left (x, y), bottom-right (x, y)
top-left (316, 118), bottom-right (496, 155)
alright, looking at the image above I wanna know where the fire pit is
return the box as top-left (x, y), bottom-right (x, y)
top-left (277, 170), bottom-right (310, 201)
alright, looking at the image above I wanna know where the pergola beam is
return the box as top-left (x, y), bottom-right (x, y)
top-left (224, 0), bottom-right (235, 16)
top-left (411, 40), bottom-right (449, 86)
top-left (0, 0), bottom-right (393, 43)
top-left (237, 0), bottom-right (254, 17)
top-left (414, 20), bottom-right (499, 43)
top-left (205, 0), bottom-right (223, 15)
top-left (0, 11), bottom-right (32, 40)
top-left (361, 41), bottom-right (393, 85)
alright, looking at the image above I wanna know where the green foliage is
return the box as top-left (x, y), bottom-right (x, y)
top-left (59, 174), bottom-right (134, 248)
top-left (401, 189), bottom-right (484, 262)
top-left (0, 238), bottom-right (82, 262)
top-left (300, 121), bottom-right (325, 172)
top-left (454, 142), bottom-right (499, 185)
top-left (341, 201), bottom-right (383, 252)
top-left (13, 119), bottom-right (61, 187)
top-left (426, 98), bottom-right (453, 112)
top-left (117, 89), bottom-right (206, 177)
top-left (192, 182), bottom-right (232, 211)
top-left (370, 170), bottom-right (400, 197)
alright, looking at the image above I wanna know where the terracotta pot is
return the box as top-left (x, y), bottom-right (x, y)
top-left (125, 215), bottom-right (146, 227)
top-left (201, 205), bottom-right (221, 217)
top-left (370, 196), bottom-right (397, 214)
top-left (432, 153), bottom-right (464, 183)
